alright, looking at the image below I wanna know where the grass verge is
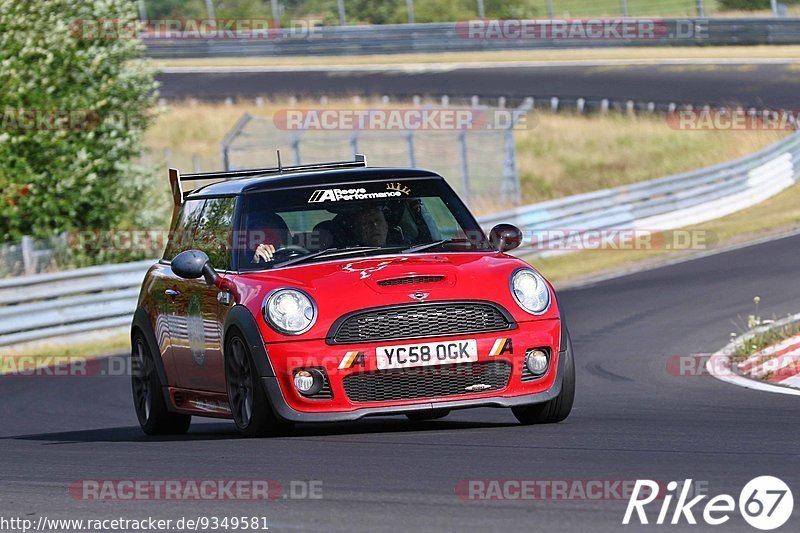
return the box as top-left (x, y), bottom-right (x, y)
top-left (155, 45), bottom-right (800, 69)
top-left (144, 100), bottom-right (788, 207)
top-left (0, 329), bottom-right (129, 375)
top-left (731, 320), bottom-right (800, 362)
top-left (528, 181), bottom-right (800, 285)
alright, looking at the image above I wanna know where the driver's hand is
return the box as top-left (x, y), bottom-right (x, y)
top-left (253, 243), bottom-right (276, 263)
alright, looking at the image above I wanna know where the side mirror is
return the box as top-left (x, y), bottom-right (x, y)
top-left (490, 224), bottom-right (523, 253)
top-left (171, 250), bottom-right (218, 285)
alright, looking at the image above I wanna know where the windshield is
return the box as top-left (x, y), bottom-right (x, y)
top-left (236, 177), bottom-right (492, 271)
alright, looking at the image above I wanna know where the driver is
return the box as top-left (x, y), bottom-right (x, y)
top-left (251, 212), bottom-right (289, 264)
top-left (252, 205), bottom-right (392, 263)
top-left (348, 205), bottom-right (390, 247)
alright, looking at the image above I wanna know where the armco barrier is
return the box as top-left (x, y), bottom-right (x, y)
top-left (479, 132), bottom-right (800, 249)
top-left (143, 18), bottom-right (800, 58)
top-left (1, 132), bottom-right (798, 346)
top-left (0, 260), bottom-right (152, 346)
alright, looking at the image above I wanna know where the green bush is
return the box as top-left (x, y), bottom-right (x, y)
top-left (0, 0), bottom-right (157, 257)
top-left (145, 0), bottom-right (543, 25)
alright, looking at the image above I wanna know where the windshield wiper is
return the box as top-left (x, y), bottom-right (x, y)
top-left (401, 239), bottom-right (477, 254)
top-left (273, 246), bottom-right (384, 268)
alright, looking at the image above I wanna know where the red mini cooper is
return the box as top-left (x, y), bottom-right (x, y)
top-left (131, 155), bottom-right (575, 436)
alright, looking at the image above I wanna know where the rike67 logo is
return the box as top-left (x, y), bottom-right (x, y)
top-left (624, 477), bottom-right (793, 530)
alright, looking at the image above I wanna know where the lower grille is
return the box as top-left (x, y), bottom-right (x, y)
top-left (343, 361), bottom-right (512, 403)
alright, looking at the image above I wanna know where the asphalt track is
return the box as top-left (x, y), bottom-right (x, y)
top-left (2, 231), bottom-right (799, 532)
top-left (157, 63), bottom-right (800, 108)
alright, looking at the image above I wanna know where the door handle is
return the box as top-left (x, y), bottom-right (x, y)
top-left (217, 292), bottom-right (232, 306)
top-left (164, 289), bottom-right (180, 297)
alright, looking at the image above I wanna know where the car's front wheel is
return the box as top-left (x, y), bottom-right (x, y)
top-left (512, 331), bottom-right (575, 425)
top-left (131, 332), bottom-right (191, 435)
top-left (225, 331), bottom-right (288, 437)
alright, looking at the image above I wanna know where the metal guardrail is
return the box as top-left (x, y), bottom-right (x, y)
top-left (1, 132), bottom-right (798, 346)
top-left (0, 260), bottom-right (152, 346)
top-left (479, 132), bottom-right (800, 254)
top-left (144, 19), bottom-right (800, 58)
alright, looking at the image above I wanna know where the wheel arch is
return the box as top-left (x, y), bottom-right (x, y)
top-left (131, 306), bottom-right (173, 410)
top-left (223, 305), bottom-right (275, 378)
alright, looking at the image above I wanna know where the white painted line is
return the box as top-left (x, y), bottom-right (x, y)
top-left (707, 353), bottom-right (800, 396)
top-left (779, 374), bottom-right (800, 387)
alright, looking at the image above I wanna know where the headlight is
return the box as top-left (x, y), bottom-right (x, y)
top-left (510, 268), bottom-right (551, 315)
top-left (263, 288), bottom-right (317, 335)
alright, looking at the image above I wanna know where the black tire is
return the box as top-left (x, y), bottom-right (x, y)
top-left (131, 332), bottom-right (191, 435)
top-left (512, 331), bottom-right (575, 425)
top-left (225, 331), bottom-right (288, 437)
top-left (406, 409), bottom-right (450, 421)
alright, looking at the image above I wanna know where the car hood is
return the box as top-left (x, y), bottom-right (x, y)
top-left (235, 252), bottom-right (557, 339)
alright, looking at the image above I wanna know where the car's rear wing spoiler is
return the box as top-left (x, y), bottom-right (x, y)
top-left (167, 154), bottom-right (367, 206)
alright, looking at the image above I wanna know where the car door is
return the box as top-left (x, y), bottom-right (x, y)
top-left (169, 197), bottom-right (236, 393)
top-left (158, 198), bottom-right (205, 387)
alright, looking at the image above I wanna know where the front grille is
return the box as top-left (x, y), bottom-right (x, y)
top-left (377, 275), bottom-right (444, 286)
top-left (343, 361), bottom-right (512, 403)
top-left (331, 302), bottom-right (511, 343)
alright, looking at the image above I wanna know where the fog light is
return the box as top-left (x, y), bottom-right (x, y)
top-left (525, 349), bottom-right (549, 376)
top-left (293, 368), bottom-right (323, 396)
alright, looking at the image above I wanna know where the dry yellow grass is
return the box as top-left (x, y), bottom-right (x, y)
top-left (0, 330), bottom-right (130, 375)
top-left (145, 99), bottom-right (788, 205)
top-left (515, 112), bottom-right (786, 202)
top-left (530, 182), bottom-right (800, 285)
top-left (155, 45), bottom-right (800, 69)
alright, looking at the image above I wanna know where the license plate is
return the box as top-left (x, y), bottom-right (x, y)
top-left (376, 339), bottom-right (478, 370)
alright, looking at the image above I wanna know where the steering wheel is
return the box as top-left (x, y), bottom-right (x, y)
top-left (272, 244), bottom-right (310, 258)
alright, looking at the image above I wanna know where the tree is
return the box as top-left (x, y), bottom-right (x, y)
top-left (0, 0), bottom-right (157, 246)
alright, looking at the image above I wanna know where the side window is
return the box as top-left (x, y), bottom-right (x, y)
top-left (163, 199), bottom-right (205, 261)
top-left (192, 197), bottom-right (236, 270)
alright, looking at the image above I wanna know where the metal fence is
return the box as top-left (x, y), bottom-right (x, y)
top-left (2, 131), bottom-right (798, 346)
top-left (221, 101), bottom-right (531, 214)
top-left (144, 18), bottom-right (800, 58)
top-left (0, 235), bottom-right (67, 278)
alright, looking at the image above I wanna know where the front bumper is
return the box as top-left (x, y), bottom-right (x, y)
top-left (260, 318), bottom-right (564, 423)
